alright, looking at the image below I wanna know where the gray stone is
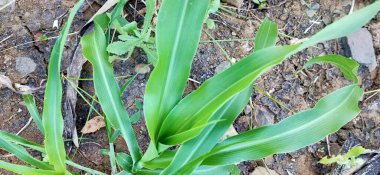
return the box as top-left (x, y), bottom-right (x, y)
top-left (215, 61), bottom-right (231, 74)
top-left (346, 28), bottom-right (377, 72)
top-left (254, 107), bottom-right (274, 126)
top-left (306, 2), bottom-right (320, 17)
top-left (322, 15), bottom-right (332, 25)
top-left (374, 128), bottom-right (380, 138)
top-left (15, 57), bottom-right (36, 77)
top-left (222, 0), bottom-right (244, 8)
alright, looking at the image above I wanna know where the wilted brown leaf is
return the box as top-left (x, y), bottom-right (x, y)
top-left (81, 116), bottom-right (106, 134)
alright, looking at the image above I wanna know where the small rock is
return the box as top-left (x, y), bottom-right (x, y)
top-left (374, 128), bottom-right (380, 138)
top-left (215, 61), bottom-right (231, 74)
top-left (250, 166), bottom-right (279, 175)
top-left (280, 14), bottom-right (288, 21)
top-left (346, 28), bottom-right (377, 72)
top-left (244, 105), bottom-right (252, 114)
top-left (15, 57), bottom-right (36, 77)
top-left (135, 64), bottom-right (151, 74)
top-left (221, 125), bottom-right (238, 140)
top-left (306, 2), bottom-right (320, 17)
top-left (254, 107), bottom-right (274, 126)
top-left (222, 0), bottom-right (244, 8)
top-left (322, 15), bottom-right (332, 25)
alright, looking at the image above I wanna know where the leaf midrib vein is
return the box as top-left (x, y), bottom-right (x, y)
top-left (215, 87), bottom-right (356, 153)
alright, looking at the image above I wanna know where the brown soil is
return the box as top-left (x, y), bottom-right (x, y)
top-left (0, 0), bottom-right (379, 174)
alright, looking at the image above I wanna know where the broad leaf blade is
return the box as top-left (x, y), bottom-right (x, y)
top-left (162, 16), bottom-right (277, 174)
top-left (157, 1), bottom-right (380, 145)
top-left (158, 45), bottom-right (299, 145)
top-left (42, 0), bottom-right (84, 172)
top-left (161, 86), bottom-right (253, 174)
top-left (22, 94), bottom-right (44, 135)
top-left (143, 0), bottom-right (210, 144)
top-left (192, 165), bottom-right (239, 175)
top-left (254, 18), bottom-right (278, 50)
top-left (0, 160), bottom-right (59, 175)
top-left (81, 24), bottom-right (141, 163)
top-left (0, 137), bottom-right (52, 170)
top-left (303, 54), bottom-right (359, 83)
top-left (202, 85), bottom-right (363, 165)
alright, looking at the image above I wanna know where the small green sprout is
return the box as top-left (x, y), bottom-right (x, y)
top-left (319, 146), bottom-right (366, 167)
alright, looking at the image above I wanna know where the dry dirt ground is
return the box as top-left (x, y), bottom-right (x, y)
top-left (0, 0), bottom-right (379, 174)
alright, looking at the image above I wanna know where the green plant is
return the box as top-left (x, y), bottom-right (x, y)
top-left (319, 146), bottom-right (366, 166)
top-left (0, 0), bottom-right (379, 175)
top-left (252, 0), bottom-right (267, 9)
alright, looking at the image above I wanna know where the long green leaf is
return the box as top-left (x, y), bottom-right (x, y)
top-left (157, 45), bottom-right (299, 145)
top-left (42, 0), bottom-right (84, 172)
top-left (156, 1), bottom-right (380, 145)
top-left (81, 23), bottom-right (141, 163)
top-left (142, 0), bottom-right (156, 35)
top-left (107, 0), bottom-right (127, 42)
top-left (298, 0), bottom-right (380, 51)
top-left (202, 85), bottom-right (363, 165)
top-left (22, 94), bottom-right (44, 135)
top-left (302, 54), bottom-right (359, 83)
top-left (160, 87), bottom-right (252, 174)
top-left (136, 165), bottom-right (238, 175)
top-left (161, 17), bottom-right (279, 174)
top-left (0, 160), bottom-right (59, 175)
top-left (192, 165), bottom-right (239, 175)
top-left (0, 137), bottom-right (52, 170)
top-left (0, 130), bottom-right (44, 152)
top-left (143, 0), bottom-right (210, 145)
top-left (254, 18), bottom-right (278, 50)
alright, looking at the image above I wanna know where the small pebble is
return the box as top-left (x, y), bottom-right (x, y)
top-left (15, 57), bottom-right (37, 77)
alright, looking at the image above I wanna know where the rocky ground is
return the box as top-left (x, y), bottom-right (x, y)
top-left (0, 0), bottom-right (379, 174)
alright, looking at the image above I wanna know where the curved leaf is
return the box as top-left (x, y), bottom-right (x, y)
top-left (202, 84), bottom-right (363, 165)
top-left (303, 54), bottom-right (359, 83)
top-left (298, 0), bottom-right (380, 51)
top-left (0, 130), bottom-right (44, 152)
top-left (157, 45), bottom-right (299, 145)
top-left (42, 0), bottom-right (84, 172)
top-left (161, 17), bottom-right (277, 173)
top-left (143, 0), bottom-right (210, 144)
top-left (254, 18), bottom-right (278, 50)
top-left (0, 160), bottom-right (59, 175)
top-left (22, 94), bottom-right (44, 135)
top-left (81, 23), bottom-right (141, 163)
top-left (142, 0), bottom-right (156, 35)
top-left (160, 86), bottom-right (253, 174)
top-left (156, 0), bottom-right (380, 146)
top-left (0, 137), bottom-right (52, 170)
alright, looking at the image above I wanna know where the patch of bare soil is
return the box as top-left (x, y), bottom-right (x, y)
top-left (0, 0), bottom-right (379, 174)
